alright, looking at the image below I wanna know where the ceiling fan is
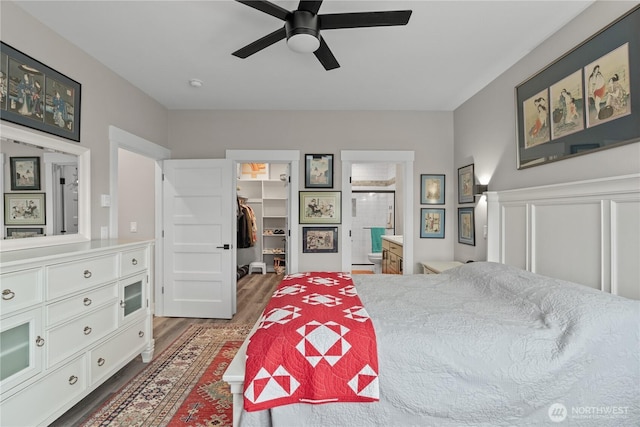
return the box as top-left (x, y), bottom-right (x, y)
top-left (232, 0), bottom-right (412, 70)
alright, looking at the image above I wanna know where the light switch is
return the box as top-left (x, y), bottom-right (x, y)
top-left (100, 194), bottom-right (111, 207)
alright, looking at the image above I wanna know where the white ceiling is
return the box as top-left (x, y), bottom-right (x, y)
top-left (13, 0), bottom-right (594, 111)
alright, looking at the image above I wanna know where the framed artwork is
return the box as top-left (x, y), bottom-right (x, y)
top-left (420, 208), bottom-right (445, 239)
top-left (457, 164), bottom-right (474, 204)
top-left (458, 207), bottom-right (475, 246)
top-left (516, 6), bottom-right (639, 169)
top-left (305, 154), bottom-right (334, 188)
top-left (239, 163), bottom-right (269, 180)
top-left (6, 227), bottom-right (44, 239)
top-left (302, 226), bottom-right (338, 253)
top-left (1, 42), bottom-right (81, 142)
top-left (420, 174), bottom-right (445, 204)
top-left (4, 192), bottom-right (46, 225)
top-left (10, 156), bottom-right (40, 190)
top-left (299, 191), bottom-right (341, 224)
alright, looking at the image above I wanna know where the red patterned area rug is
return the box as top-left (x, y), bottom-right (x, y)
top-left (81, 323), bottom-right (253, 427)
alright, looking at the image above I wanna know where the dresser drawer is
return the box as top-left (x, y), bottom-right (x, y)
top-left (46, 283), bottom-right (118, 327)
top-left (0, 268), bottom-right (43, 316)
top-left (120, 247), bottom-right (148, 277)
top-left (0, 355), bottom-right (86, 427)
top-left (46, 254), bottom-right (118, 300)
top-left (89, 318), bottom-right (148, 386)
top-left (46, 303), bottom-right (117, 368)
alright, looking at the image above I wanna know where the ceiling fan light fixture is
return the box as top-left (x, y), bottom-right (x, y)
top-left (287, 33), bottom-right (320, 53)
top-left (233, 1), bottom-right (412, 70)
top-left (285, 10), bottom-right (320, 53)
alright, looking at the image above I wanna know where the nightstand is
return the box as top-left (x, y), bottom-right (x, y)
top-left (421, 261), bottom-right (463, 274)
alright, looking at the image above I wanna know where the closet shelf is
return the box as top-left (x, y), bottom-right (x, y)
top-left (263, 249), bottom-right (285, 254)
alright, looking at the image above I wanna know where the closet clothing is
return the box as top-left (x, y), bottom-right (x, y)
top-left (237, 198), bottom-right (258, 248)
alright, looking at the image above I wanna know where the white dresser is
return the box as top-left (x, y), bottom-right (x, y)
top-left (0, 240), bottom-right (155, 427)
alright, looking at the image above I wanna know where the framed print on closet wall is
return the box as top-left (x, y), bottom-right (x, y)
top-left (457, 164), bottom-right (474, 204)
top-left (420, 208), bottom-right (445, 239)
top-left (458, 207), bottom-right (475, 246)
top-left (10, 156), bottom-right (40, 190)
top-left (4, 192), bottom-right (46, 225)
top-left (0, 42), bottom-right (81, 142)
top-left (515, 5), bottom-right (640, 169)
top-left (305, 154), bottom-right (334, 188)
top-left (299, 191), bottom-right (341, 224)
top-left (302, 226), bottom-right (338, 253)
top-left (239, 163), bottom-right (269, 180)
top-left (420, 174), bottom-right (445, 204)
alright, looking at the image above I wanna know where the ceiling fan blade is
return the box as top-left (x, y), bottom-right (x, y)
top-left (236, 0), bottom-right (290, 21)
top-left (314, 38), bottom-right (340, 70)
top-left (232, 26), bottom-right (287, 58)
top-left (319, 10), bottom-right (412, 30)
top-left (297, 0), bottom-right (323, 15)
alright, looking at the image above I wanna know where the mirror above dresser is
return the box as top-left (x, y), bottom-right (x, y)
top-left (1, 123), bottom-right (90, 251)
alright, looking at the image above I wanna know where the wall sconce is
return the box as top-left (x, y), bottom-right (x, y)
top-left (474, 184), bottom-right (488, 197)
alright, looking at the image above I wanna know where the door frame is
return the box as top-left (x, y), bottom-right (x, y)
top-left (109, 126), bottom-right (171, 315)
top-left (226, 150), bottom-right (300, 275)
top-left (341, 150), bottom-right (415, 274)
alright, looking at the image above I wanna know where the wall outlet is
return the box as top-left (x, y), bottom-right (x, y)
top-left (130, 222), bottom-right (138, 233)
top-left (100, 226), bottom-right (109, 239)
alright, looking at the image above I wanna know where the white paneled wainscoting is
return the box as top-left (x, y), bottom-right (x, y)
top-left (487, 174), bottom-right (640, 300)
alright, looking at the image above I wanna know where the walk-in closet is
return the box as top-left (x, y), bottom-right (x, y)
top-left (236, 162), bottom-right (289, 274)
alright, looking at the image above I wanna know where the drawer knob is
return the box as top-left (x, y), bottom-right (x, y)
top-left (84, 326), bottom-right (92, 335)
top-left (83, 270), bottom-right (92, 279)
top-left (131, 258), bottom-right (138, 266)
top-left (138, 331), bottom-right (145, 338)
top-left (97, 357), bottom-right (105, 367)
top-left (2, 289), bottom-right (16, 300)
top-left (83, 297), bottom-right (92, 306)
top-left (68, 375), bottom-right (78, 385)
top-left (36, 336), bottom-right (45, 347)
top-left (120, 300), bottom-right (126, 308)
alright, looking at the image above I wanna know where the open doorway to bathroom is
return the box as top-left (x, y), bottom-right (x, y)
top-left (351, 191), bottom-right (395, 272)
top-left (351, 162), bottom-right (397, 273)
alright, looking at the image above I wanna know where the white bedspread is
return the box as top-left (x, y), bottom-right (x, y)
top-left (239, 262), bottom-right (640, 426)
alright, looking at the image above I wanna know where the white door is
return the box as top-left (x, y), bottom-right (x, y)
top-left (162, 159), bottom-right (234, 318)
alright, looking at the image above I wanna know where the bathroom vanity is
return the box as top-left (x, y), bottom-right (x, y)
top-left (382, 235), bottom-right (403, 274)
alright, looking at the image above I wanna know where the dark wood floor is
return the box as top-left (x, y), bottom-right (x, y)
top-left (50, 272), bottom-right (281, 426)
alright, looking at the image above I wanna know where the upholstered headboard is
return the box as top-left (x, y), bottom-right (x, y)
top-left (487, 174), bottom-right (640, 300)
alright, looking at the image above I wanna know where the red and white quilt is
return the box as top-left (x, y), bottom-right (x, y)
top-left (243, 272), bottom-right (379, 411)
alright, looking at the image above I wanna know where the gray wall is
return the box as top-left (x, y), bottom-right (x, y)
top-left (1, 2), bottom-right (169, 239)
top-left (118, 149), bottom-right (156, 240)
top-left (454, 0), bottom-right (640, 263)
top-left (168, 110), bottom-right (455, 272)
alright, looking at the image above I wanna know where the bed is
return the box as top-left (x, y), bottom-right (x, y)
top-left (226, 263), bottom-right (639, 426)
top-left (223, 176), bottom-right (640, 426)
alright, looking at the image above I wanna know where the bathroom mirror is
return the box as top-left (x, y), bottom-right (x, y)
top-left (1, 123), bottom-right (90, 251)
